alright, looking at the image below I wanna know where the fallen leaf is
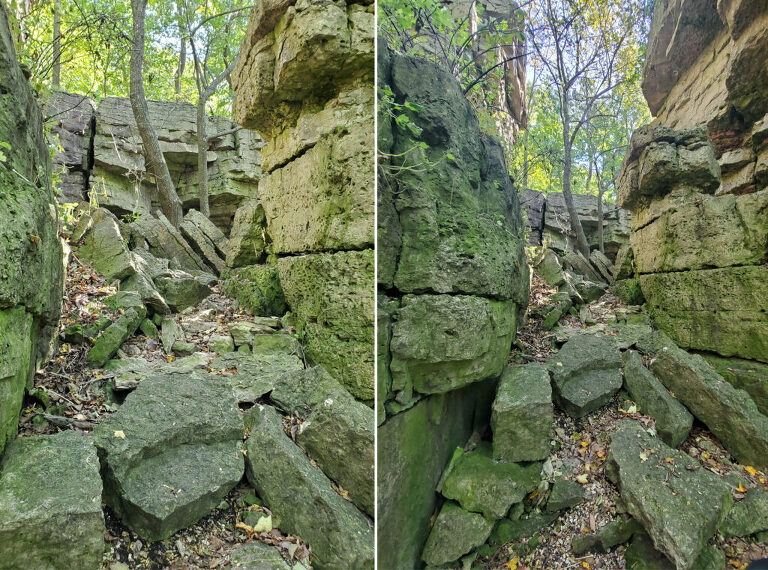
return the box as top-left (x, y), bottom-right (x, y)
top-left (576, 473), bottom-right (589, 484)
top-left (745, 466), bottom-right (758, 477)
top-left (639, 451), bottom-right (649, 463)
top-left (506, 557), bottom-right (519, 569)
top-left (113, 430), bottom-right (126, 439)
top-left (254, 515), bottom-right (272, 533)
top-left (736, 482), bottom-right (748, 493)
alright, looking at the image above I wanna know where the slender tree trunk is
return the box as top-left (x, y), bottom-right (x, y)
top-left (196, 97), bottom-right (209, 218)
top-left (52, 0), bottom-right (61, 88)
top-left (174, 0), bottom-right (186, 95)
top-left (597, 182), bottom-right (605, 254)
top-left (561, 97), bottom-right (591, 258)
top-left (522, 125), bottom-right (529, 189)
top-left (130, 0), bottom-right (184, 227)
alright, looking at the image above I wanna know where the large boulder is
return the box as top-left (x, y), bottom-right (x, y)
top-left (0, 431), bottom-right (104, 568)
top-left (421, 501), bottom-right (494, 567)
top-left (92, 374), bottom-right (244, 540)
top-left (225, 199), bottom-right (268, 267)
top-left (244, 404), bottom-right (373, 569)
top-left (0, 0), bottom-right (64, 454)
top-left (607, 421), bottom-right (732, 569)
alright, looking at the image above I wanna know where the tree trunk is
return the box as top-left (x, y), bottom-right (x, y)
top-left (174, 0), bottom-right (186, 95)
top-left (196, 95), bottom-right (209, 217)
top-left (561, 99), bottom-right (591, 258)
top-left (52, 0), bottom-right (61, 88)
top-left (522, 125), bottom-right (529, 189)
top-left (129, 0), bottom-right (183, 227)
top-left (597, 183), bottom-right (605, 254)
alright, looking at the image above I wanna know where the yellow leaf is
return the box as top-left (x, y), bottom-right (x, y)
top-left (254, 515), bottom-right (272, 533)
top-left (506, 557), bottom-right (519, 569)
top-left (235, 521), bottom-right (253, 534)
top-left (736, 482), bottom-right (748, 493)
top-left (556, 362), bottom-right (563, 367)
top-left (576, 473), bottom-right (589, 484)
top-left (166, 355), bottom-right (175, 362)
top-left (582, 563), bottom-right (591, 569)
top-left (759, 477), bottom-right (766, 484)
top-left (113, 430), bottom-right (126, 439)
top-left (581, 441), bottom-right (588, 448)
top-left (665, 457), bottom-right (674, 464)
top-left (529, 489), bottom-right (539, 499)
top-left (702, 451), bottom-right (710, 460)
top-left (639, 451), bottom-right (649, 463)
top-left (626, 404), bottom-right (637, 414)
top-left (745, 466), bottom-right (758, 477)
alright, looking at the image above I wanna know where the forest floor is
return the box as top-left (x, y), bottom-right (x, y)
top-left (477, 274), bottom-right (768, 570)
top-left (19, 253), bottom-right (311, 570)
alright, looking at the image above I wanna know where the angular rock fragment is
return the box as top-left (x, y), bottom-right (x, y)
top-left (87, 306), bottom-right (146, 366)
top-left (0, 431), bottom-right (104, 568)
top-left (545, 477), bottom-right (585, 512)
top-left (226, 200), bottom-right (268, 268)
top-left (491, 363), bottom-right (553, 462)
top-left (93, 374), bottom-right (244, 541)
top-left (229, 541), bottom-right (291, 569)
top-left (440, 442), bottom-right (540, 519)
top-left (76, 208), bottom-right (136, 281)
top-left (180, 216), bottom-right (225, 275)
top-left (606, 421), bottom-right (732, 569)
top-left (244, 404), bottom-right (373, 569)
top-left (720, 488), bottom-right (768, 538)
top-left (211, 350), bottom-right (304, 403)
top-left (154, 270), bottom-right (213, 312)
top-left (421, 502), bottom-right (494, 567)
top-left (623, 350), bottom-right (693, 447)
top-left (548, 334), bottom-right (622, 417)
top-left (222, 264), bottom-right (287, 317)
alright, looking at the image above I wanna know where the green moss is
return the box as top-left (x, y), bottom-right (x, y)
top-left (612, 279), bottom-right (645, 305)
top-left (222, 264), bottom-right (287, 317)
top-left (0, 307), bottom-right (34, 455)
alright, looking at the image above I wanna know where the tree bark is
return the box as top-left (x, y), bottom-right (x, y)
top-left (597, 182), bottom-right (605, 254)
top-left (129, 0), bottom-right (184, 227)
top-left (561, 96), bottom-right (591, 258)
top-left (52, 0), bottom-right (61, 88)
top-left (174, 0), bottom-right (186, 95)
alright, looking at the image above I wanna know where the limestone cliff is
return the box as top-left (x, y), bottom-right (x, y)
top-left (232, 0), bottom-right (374, 403)
top-left (618, 0), bottom-right (768, 365)
top-left (377, 42), bottom-right (529, 568)
top-left (0, 2), bottom-right (64, 454)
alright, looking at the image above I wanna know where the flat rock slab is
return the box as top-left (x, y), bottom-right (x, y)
top-left (545, 477), bottom-right (586, 512)
top-left (440, 442), bottom-right (540, 519)
top-left (93, 373), bottom-right (244, 540)
top-left (0, 431), bottom-right (104, 568)
top-left (623, 351), bottom-right (693, 448)
top-left (492, 363), bottom-right (553, 462)
top-left (211, 351), bottom-right (304, 403)
top-left (155, 270), bottom-right (214, 312)
top-left (641, 331), bottom-right (768, 470)
top-left (720, 488), bottom-right (768, 538)
top-left (548, 334), bottom-right (622, 417)
top-left (606, 421), bottom-right (732, 569)
top-left (87, 306), bottom-right (146, 367)
top-left (244, 404), bottom-right (373, 569)
top-left (421, 501), bottom-right (494, 567)
top-left (228, 541), bottom-right (291, 569)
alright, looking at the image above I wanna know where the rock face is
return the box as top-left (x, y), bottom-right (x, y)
top-left (377, 42), bottom-right (529, 568)
top-left (43, 93), bottom-right (264, 231)
top-left (523, 190), bottom-right (631, 260)
top-left (607, 421), bottom-right (732, 569)
top-left (92, 374), bottom-right (244, 540)
top-left (0, 431), bottom-right (105, 568)
top-left (0, 1), bottom-right (64, 455)
top-left (231, 0), bottom-right (374, 403)
top-left (619, 1), bottom-right (768, 365)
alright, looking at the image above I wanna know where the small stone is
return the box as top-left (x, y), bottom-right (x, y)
top-left (103, 291), bottom-right (144, 312)
top-left (139, 318), bottom-right (158, 338)
top-left (160, 318), bottom-right (184, 354)
top-left (421, 502), bottom-right (494, 567)
top-left (545, 477), bottom-right (585, 512)
top-left (487, 511), bottom-right (558, 545)
top-left (208, 334), bottom-right (234, 354)
top-left (87, 307), bottom-right (146, 367)
top-left (171, 340), bottom-right (197, 357)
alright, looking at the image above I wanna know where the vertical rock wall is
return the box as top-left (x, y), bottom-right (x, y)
top-left (377, 42), bottom-right (529, 568)
top-left (0, 2), bottom-right (64, 454)
top-left (232, 0), bottom-right (374, 403)
top-left (618, 0), bottom-right (768, 364)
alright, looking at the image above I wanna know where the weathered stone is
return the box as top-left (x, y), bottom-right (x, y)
top-left (160, 317), bottom-right (184, 354)
top-left (211, 350), bottom-right (303, 403)
top-left (180, 215), bottom-right (225, 275)
top-left (171, 340), bottom-right (197, 356)
top-left (590, 249), bottom-right (615, 283)
top-left (623, 533), bottom-right (675, 570)
top-left (720, 488), bottom-right (768, 537)
top-left (440, 442), bottom-right (540, 519)
top-left (702, 354), bottom-right (768, 416)
top-left (607, 421), bottom-right (732, 568)
top-left (613, 244), bottom-right (635, 280)
top-left (222, 264), bottom-right (287, 317)
top-left (296, 384), bottom-right (375, 516)
top-left (548, 334), bottom-right (623, 417)
top-left (535, 248), bottom-right (565, 287)
top-left (103, 290), bottom-right (144, 312)
top-left (573, 277), bottom-right (606, 304)
top-left (639, 265), bottom-right (768, 363)
top-left (154, 270), bottom-right (213, 312)
top-left (93, 374), bottom-right (244, 540)
top-left (562, 250), bottom-right (605, 285)
top-left (225, 200), bottom-right (267, 267)
top-left (244, 404), bottom-right (373, 569)
top-left (488, 511), bottom-right (559, 545)
top-left (0, 431), bottom-right (104, 568)
top-left (76, 208), bottom-right (136, 281)
top-left (377, 380), bottom-right (497, 570)
top-left (545, 477), bottom-right (585, 512)
top-left (131, 214), bottom-right (209, 273)
top-left (229, 541), bottom-right (291, 569)
top-left (622, 350), bottom-right (693, 448)
top-left (421, 502), bottom-right (494, 567)
top-left (637, 331), bottom-right (768, 468)
top-left (139, 318), bottom-right (158, 338)
top-left (612, 278), bottom-right (645, 305)
top-left (541, 291), bottom-right (573, 330)
top-left (228, 321), bottom-right (271, 346)
top-left (208, 334), bottom-right (234, 354)
top-left (571, 517), bottom-right (643, 555)
top-left (183, 208), bottom-right (228, 258)
top-left (0, 308), bottom-right (33, 453)
top-left (278, 250), bottom-right (374, 402)
top-left (87, 306), bottom-right (146, 366)
top-left (522, 189), bottom-right (546, 245)
top-left (491, 363), bottom-right (553, 462)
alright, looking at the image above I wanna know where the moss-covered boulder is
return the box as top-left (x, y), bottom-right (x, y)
top-left (491, 363), bottom-right (553, 462)
top-left (92, 374), bottom-right (244, 540)
top-left (87, 306), bottom-right (147, 367)
top-left (421, 501), bottom-right (494, 567)
top-left (0, 1), bottom-right (64, 455)
top-left (225, 199), bottom-right (268, 267)
top-left (612, 278), bottom-right (645, 305)
top-left (390, 294), bottom-right (517, 395)
top-left (719, 488), bottom-right (768, 538)
top-left (440, 443), bottom-right (540, 519)
top-left (607, 421), bottom-right (732, 569)
top-left (0, 431), bottom-right (104, 568)
top-left (278, 250), bottom-right (374, 402)
top-left (702, 354), bottom-right (768, 416)
top-left (545, 477), bottom-right (586, 512)
top-left (222, 264), bottom-right (287, 317)
top-left (244, 404), bottom-right (373, 569)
